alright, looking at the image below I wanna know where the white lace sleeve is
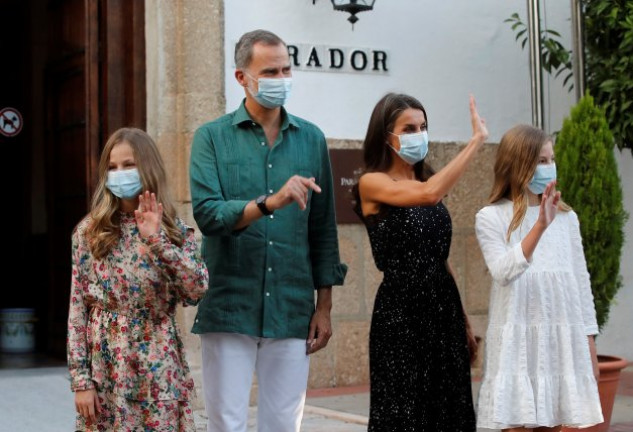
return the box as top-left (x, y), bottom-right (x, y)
top-left (475, 205), bottom-right (531, 286)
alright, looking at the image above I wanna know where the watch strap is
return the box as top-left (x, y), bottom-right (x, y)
top-left (256, 195), bottom-right (273, 216)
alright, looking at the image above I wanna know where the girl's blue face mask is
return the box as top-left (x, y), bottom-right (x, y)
top-left (388, 131), bottom-right (429, 165)
top-left (528, 163), bottom-right (557, 194)
top-left (106, 168), bottom-right (143, 199)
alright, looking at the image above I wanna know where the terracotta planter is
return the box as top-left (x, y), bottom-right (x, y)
top-left (562, 354), bottom-right (628, 432)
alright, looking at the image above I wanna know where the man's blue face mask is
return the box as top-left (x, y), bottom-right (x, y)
top-left (245, 72), bottom-right (293, 109)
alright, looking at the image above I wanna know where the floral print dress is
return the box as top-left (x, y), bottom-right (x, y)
top-left (67, 213), bottom-right (208, 431)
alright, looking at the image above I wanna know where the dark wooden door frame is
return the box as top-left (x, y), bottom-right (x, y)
top-left (99, 0), bottom-right (146, 151)
top-left (44, 0), bottom-right (146, 357)
top-left (84, 0), bottom-right (149, 202)
top-left (88, 0), bottom-right (146, 196)
top-left (86, 0), bottom-right (100, 195)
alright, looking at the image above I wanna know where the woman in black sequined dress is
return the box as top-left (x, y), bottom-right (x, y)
top-left (352, 93), bottom-right (488, 431)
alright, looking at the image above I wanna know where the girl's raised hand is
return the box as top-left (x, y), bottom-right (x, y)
top-left (135, 191), bottom-right (163, 238)
top-left (469, 94), bottom-right (489, 144)
top-left (538, 180), bottom-right (561, 228)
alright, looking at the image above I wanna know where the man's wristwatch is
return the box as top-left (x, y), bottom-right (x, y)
top-left (256, 194), bottom-right (273, 216)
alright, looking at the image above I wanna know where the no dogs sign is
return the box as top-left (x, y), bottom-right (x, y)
top-left (0, 107), bottom-right (23, 137)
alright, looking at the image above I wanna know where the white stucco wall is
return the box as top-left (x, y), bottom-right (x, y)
top-left (223, 0), bottom-right (632, 360)
top-left (596, 148), bottom-right (633, 362)
top-left (225, 0), bottom-right (574, 141)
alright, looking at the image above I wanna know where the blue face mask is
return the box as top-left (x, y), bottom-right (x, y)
top-left (106, 168), bottom-right (143, 199)
top-left (389, 131), bottom-right (429, 165)
top-left (246, 74), bottom-right (293, 109)
top-left (528, 163), bottom-right (557, 194)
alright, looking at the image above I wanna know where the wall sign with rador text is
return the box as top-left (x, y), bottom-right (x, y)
top-left (230, 42), bottom-right (389, 74)
top-left (288, 44), bottom-right (389, 74)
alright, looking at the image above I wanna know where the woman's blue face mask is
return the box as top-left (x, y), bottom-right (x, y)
top-left (388, 131), bottom-right (429, 165)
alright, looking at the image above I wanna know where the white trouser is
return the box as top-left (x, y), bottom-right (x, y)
top-left (200, 332), bottom-right (310, 432)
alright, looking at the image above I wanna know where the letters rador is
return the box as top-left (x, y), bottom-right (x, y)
top-left (287, 44), bottom-right (388, 73)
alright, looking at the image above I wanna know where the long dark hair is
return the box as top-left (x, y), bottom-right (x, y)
top-left (351, 93), bottom-right (435, 219)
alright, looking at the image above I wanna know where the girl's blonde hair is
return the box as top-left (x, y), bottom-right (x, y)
top-left (489, 124), bottom-right (570, 240)
top-left (86, 127), bottom-right (183, 259)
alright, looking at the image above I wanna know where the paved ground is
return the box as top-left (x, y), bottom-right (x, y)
top-left (0, 361), bottom-right (631, 431)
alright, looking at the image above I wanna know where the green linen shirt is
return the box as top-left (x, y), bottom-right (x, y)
top-left (190, 101), bottom-right (347, 339)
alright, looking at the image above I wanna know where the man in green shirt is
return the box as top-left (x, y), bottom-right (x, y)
top-left (189, 29), bottom-right (347, 432)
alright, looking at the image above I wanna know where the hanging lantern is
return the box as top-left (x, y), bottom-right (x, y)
top-left (313, 0), bottom-right (376, 29)
top-left (332, 0), bottom-right (376, 27)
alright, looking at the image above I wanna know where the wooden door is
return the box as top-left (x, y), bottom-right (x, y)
top-left (44, 0), bottom-right (145, 357)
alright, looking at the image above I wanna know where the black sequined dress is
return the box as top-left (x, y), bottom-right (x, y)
top-left (365, 203), bottom-right (475, 431)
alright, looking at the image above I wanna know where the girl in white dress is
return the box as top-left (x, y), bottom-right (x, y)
top-left (475, 124), bottom-right (603, 432)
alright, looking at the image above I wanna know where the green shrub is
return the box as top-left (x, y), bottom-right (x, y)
top-left (555, 93), bottom-right (628, 330)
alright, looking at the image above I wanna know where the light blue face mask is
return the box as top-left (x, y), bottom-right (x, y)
top-left (528, 163), bottom-right (557, 194)
top-left (106, 168), bottom-right (143, 199)
top-left (246, 73), bottom-right (293, 109)
top-left (388, 131), bottom-right (429, 165)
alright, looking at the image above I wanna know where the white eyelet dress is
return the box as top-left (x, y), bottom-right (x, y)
top-left (475, 199), bottom-right (603, 430)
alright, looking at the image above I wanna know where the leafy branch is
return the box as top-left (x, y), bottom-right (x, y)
top-left (505, 12), bottom-right (574, 92)
top-left (584, 0), bottom-right (633, 152)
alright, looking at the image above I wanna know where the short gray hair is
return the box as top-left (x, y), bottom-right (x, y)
top-left (234, 29), bottom-right (286, 69)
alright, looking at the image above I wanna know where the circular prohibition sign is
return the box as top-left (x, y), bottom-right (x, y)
top-left (0, 107), bottom-right (24, 137)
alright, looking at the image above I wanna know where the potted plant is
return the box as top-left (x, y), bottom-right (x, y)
top-left (555, 93), bottom-right (629, 432)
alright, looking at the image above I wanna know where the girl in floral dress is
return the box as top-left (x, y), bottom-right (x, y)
top-left (67, 127), bottom-right (208, 431)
